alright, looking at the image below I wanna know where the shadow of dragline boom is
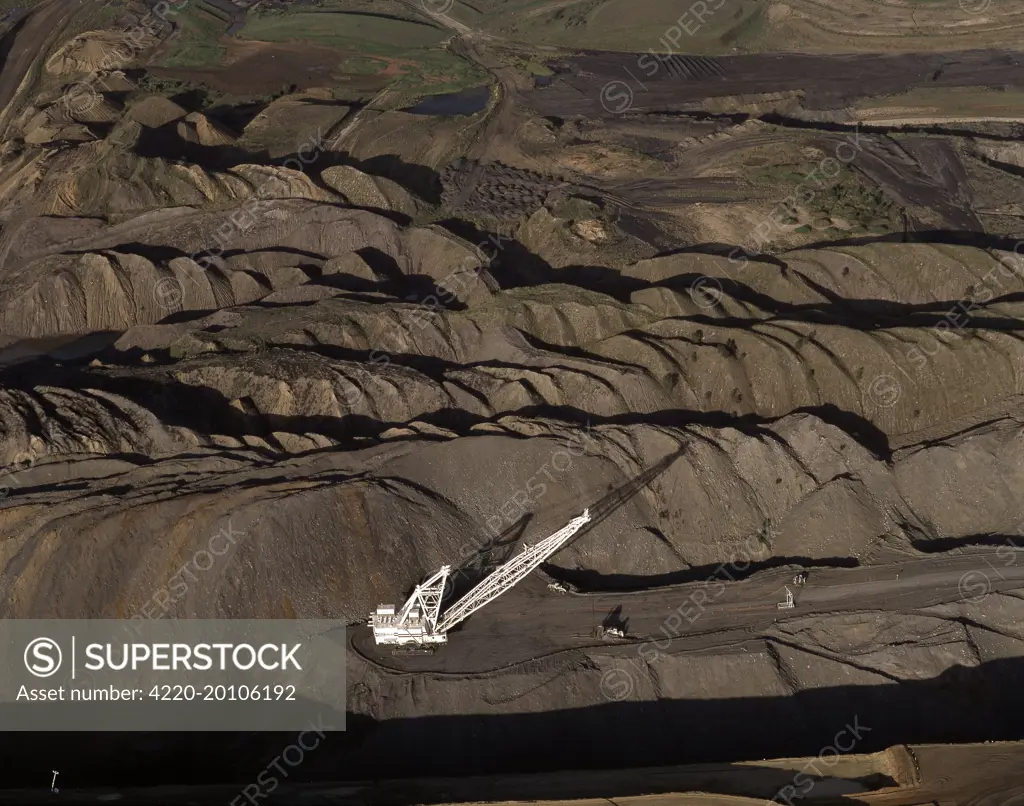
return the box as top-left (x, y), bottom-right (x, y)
top-left (565, 445), bottom-right (687, 550)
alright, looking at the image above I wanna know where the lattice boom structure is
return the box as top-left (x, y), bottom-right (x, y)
top-left (369, 509), bottom-right (591, 646)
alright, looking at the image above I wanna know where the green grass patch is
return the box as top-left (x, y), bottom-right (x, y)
top-left (157, 3), bottom-right (228, 68)
top-left (717, 3), bottom-right (765, 49)
top-left (748, 162), bottom-right (812, 185)
top-left (390, 50), bottom-right (490, 95)
top-left (241, 11), bottom-right (446, 50)
top-left (336, 55), bottom-right (392, 75)
top-left (236, 7), bottom-right (488, 103)
top-left (485, 0), bottom-right (766, 54)
top-left (195, 0), bottom-right (231, 23)
top-left (855, 85), bottom-right (1024, 118)
top-left (241, 8), bottom-right (487, 101)
top-left (810, 172), bottom-right (898, 230)
top-left (749, 155), bottom-right (899, 240)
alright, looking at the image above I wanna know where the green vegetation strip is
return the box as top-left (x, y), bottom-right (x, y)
top-left (240, 12), bottom-right (446, 50)
top-left (158, 2), bottom-right (228, 68)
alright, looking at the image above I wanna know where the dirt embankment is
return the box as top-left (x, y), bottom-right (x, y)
top-left (1, 6), bottom-right (1024, 790)
top-left (0, 0), bottom-right (77, 134)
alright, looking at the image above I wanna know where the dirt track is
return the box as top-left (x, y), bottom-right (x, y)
top-left (357, 551), bottom-right (1024, 673)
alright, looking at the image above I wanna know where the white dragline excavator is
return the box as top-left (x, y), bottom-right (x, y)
top-left (370, 509), bottom-right (592, 646)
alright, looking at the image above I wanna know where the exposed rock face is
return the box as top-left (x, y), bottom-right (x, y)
top-left (4, 0), bottom-right (1024, 788)
top-left (45, 30), bottom-right (156, 75)
top-left (0, 203), bottom-right (490, 338)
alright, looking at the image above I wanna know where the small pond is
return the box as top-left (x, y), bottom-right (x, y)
top-left (405, 85), bottom-right (491, 116)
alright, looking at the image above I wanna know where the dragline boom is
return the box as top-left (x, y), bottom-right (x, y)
top-left (436, 510), bottom-right (591, 632)
top-left (369, 509), bottom-right (591, 646)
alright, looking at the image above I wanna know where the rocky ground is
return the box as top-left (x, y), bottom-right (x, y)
top-left (1, 0), bottom-right (1024, 795)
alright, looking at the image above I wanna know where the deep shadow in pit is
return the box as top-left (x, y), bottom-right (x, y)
top-left (355, 247), bottom-right (468, 308)
top-left (331, 657), bottom-right (1024, 784)
top-left (0, 352), bottom-right (896, 472)
top-left (499, 403), bottom-right (891, 460)
top-left (3, 656), bottom-right (1024, 795)
top-left (544, 553), bottom-right (859, 592)
top-left (434, 219), bottom-right (556, 288)
top-left (0, 12), bottom-right (29, 80)
top-left (415, 224), bottom-right (1024, 336)
top-left (128, 123), bottom-right (442, 203)
top-left (439, 514), bottom-right (534, 602)
top-left (0, 345), bottom-right (896, 474)
top-left (441, 447), bottom-right (689, 604)
top-left (909, 532), bottom-right (1024, 552)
